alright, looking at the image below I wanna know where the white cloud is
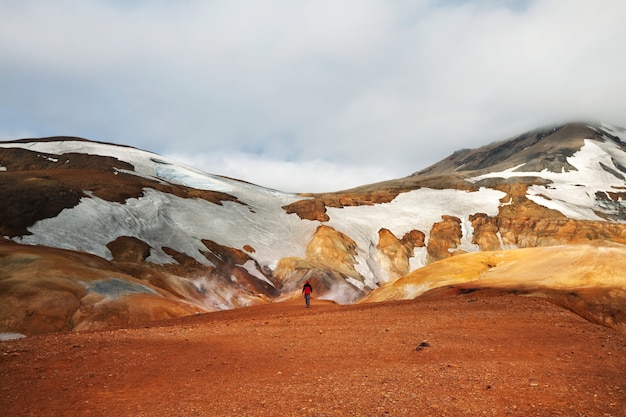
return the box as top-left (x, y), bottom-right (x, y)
top-left (166, 151), bottom-right (400, 193)
top-left (1, 0), bottom-right (625, 191)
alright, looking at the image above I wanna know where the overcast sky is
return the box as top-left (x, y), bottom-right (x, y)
top-left (1, 0), bottom-right (625, 192)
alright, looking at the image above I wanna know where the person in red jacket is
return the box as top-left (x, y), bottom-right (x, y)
top-left (302, 280), bottom-right (313, 308)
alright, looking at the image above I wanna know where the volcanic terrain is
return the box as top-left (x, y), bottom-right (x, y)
top-left (2, 123), bottom-right (626, 335)
top-left (2, 293), bottom-right (625, 417)
top-left (1, 122), bottom-right (626, 415)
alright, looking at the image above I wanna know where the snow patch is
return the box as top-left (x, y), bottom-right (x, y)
top-left (408, 247), bottom-right (427, 272)
top-left (325, 187), bottom-right (505, 285)
top-left (16, 185), bottom-right (317, 271)
top-left (39, 154), bottom-right (58, 163)
top-left (241, 260), bottom-right (275, 287)
top-left (0, 333), bottom-right (26, 341)
top-left (0, 140), bottom-right (294, 197)
top-left (472, 139), bottom-right (626, 222)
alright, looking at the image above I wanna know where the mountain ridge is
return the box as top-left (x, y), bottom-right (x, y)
top-left (2, 121), bottom-right (626, 335)
top-left (415, 122), bottom-right (626, 177)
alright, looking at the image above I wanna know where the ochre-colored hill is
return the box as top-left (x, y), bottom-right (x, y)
top-left (3, 123), bottom-right (626, 334)
top-left (0, 240), bottom-right (205, 335)
top-left (364, 242), bottom-right (626, 333)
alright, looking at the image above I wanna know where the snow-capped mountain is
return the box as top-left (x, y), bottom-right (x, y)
top-left (2, 122), bottom-right (626, 335)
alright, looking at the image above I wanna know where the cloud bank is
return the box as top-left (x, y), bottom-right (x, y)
top-left (1, 0), bottom-right (625, 192)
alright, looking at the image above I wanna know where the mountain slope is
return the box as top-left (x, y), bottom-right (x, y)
top-left (363, 241), bottom-right (626, 333)
top-left (416, 123), bottom-right (625, 176)
top-left (0, 240), bottom-right (204, 335)
top-left (2, 122), bottom-right (626, 334)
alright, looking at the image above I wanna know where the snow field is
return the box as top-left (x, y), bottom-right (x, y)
top-left (473, 139), bottom-right (626, 222)
top-left (4, 127), bottom-right (626, 298)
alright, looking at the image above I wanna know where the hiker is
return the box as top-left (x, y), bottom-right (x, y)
top-left (302, 280), bottom-right (313, 308)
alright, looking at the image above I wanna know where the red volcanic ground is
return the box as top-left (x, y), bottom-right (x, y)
top-left (1, 294), bottom-right (625, 417)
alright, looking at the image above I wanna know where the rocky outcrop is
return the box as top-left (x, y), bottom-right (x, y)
top-left (498, 217), bottom-right (626, 247)
top-left (282, 190), bottom-right (400, 222)
top-left (305, 226), bottom-right (360, 278)
top-left (468, 213), bottom-right (501, 251)
top-left (426, 215), bottom-right (463, 262)
top-left (272, 258), bottom-right (365, 304)
top-left (282, 198), bottom-right (330, 222)
top-left (377, 228), bottom-right (425, 279)
top-left (274, 225), bottom-right (365, 303)
top-left (466, 184), bottom-right (626, 250)
top-left (200, 239), bottom-right (278, 299)
top-left (107, 236), bottom-right (151, 263)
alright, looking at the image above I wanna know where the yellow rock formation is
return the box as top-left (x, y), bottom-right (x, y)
top-left (364, 242), bottom-right (626, 332)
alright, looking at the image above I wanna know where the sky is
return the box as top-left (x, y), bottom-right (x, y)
top-left (1, 0), bottom-right (625, 193)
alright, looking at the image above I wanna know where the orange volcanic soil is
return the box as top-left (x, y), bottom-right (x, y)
top-left (1, 294), bottom-right (625, 417)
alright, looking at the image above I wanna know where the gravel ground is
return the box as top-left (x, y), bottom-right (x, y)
top-left (1, 294), bottom-right (625, 417)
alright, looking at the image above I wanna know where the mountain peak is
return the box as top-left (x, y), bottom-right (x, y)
top-left (415, 122), bottom-right (625, 177)
top-left (2, 121), bottom-right (626, 336)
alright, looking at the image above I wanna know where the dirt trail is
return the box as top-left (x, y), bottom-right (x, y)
top-left (1, 294), bottom-right (625, 417)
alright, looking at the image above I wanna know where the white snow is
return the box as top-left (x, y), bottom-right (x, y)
top-left (0, 140), bottom-right (287, 195)
top-left (0, 333), bottom-right (26, 341)
top-left (599, 123), bottom-right (626, 142)
top-left (241, 260), bottom-right (275, 287)
top-left (39, 155), bottom-right (58, 163)
top-left (324, 187), bottom-right (506, 287)
top-left (472, 139), bottom-right (626, 222)
top-left (17, 188), bottom-right (318, 269)
top-left (3, 131), bottom-right (626, 302)
top-left (2, 139), bottom-right (317, 268)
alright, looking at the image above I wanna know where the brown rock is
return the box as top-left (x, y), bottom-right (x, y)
top-left (305, 225), bottom-right (359, 278)
top-left (273, 225), bottom-right (365, 302)
top-left (377, 228), bottom-right (425, 280)
top-left (282, 199), bottom-right (329, 221)
top-left (107, 236), bottom-right (151, 263)
top-left (200, 240), bottom-right (278, 298)
top-left (273, 257), bottom-right (363, 303)
top-left (470, 213), bottom-right (501, 251)
top-left (282, 190), bottom-right (401, 221)
top-left (427, 215), bottom-right (462, 262)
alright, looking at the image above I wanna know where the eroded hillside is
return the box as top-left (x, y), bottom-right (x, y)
top-left (2, 123), bottom-right (626, 334)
